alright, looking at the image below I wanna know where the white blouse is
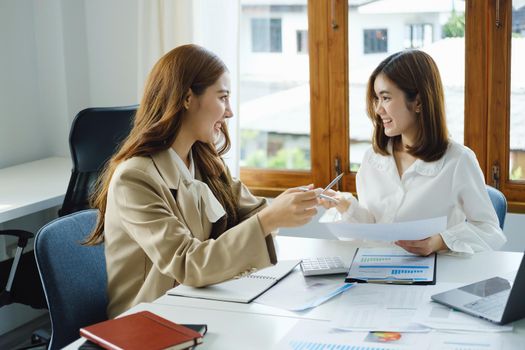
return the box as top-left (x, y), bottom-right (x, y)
top-left (323, 140), bottom-right (506, 254)
top-left (168, 148), bottom-right (226, 223)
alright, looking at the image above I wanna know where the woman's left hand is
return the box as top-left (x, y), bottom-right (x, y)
top-left (395, 234), bottom-right (447, 256)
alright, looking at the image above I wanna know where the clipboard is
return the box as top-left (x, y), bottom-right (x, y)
top-left (344, 248), bottom-right (436, 285)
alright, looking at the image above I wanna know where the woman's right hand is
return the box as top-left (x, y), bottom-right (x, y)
top-left (257, 186), bottom-right (320, 235)
top-left (319, 190), bottom-right (352, 214)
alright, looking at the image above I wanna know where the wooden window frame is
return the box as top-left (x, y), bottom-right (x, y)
top-left (241, 0), bottom-right (525, 213)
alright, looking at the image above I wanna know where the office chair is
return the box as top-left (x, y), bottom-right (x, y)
top-left (59, 105), bottom-right (136, 216)
top-left (486, 185), bottom-right (507, 230)
top-left (0, 229), bottom-right (49, 350)
top-left (0, 229), bottom-right (46, 308)
top-left (35, 209), bottom-right (107, 350)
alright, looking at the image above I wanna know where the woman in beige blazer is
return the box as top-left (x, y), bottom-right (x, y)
top-left (84, 44), bottom-right (320, 318)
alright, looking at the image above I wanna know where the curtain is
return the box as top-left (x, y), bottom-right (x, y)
top-left (137, 0), bottom-right (241, 176)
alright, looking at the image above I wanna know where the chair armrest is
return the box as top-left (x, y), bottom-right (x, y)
top-left (0, 230), bottom-right (34, 248)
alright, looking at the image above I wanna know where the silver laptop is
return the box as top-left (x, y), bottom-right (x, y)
top-left (431, 252), bottom-right (525, 325)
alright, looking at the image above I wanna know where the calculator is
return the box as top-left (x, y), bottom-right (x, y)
top-left (300, 257), bottom-right (348, 276)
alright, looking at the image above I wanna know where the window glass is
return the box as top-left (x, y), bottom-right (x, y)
top-left (510, 1), bottom-right (525, 181)
top-left (240, 1), bottom-right (311, 170)
top-left (348, 0), bottom-right (465, 172)
top-left (251, 18), bottom-right (283, 52)
top-left (296, 30), bottom-right (308, 54)
top-left (404, 24), bottom-right (433, 48)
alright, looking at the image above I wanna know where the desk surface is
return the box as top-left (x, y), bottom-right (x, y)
top-left (0, 157), bottom-right (71, 223)
top-left (66, 236), bottom-right (525, 349)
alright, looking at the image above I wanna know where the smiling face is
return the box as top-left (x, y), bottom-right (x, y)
top-left (184, 72), bottom-right (233, 144)
top-left (373, 73), bottom-right (420, 146)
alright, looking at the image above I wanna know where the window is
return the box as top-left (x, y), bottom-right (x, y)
top-left (404, 24), bottom-right (433, 48)
top-left (251, 18), bottom-right (282, 52)
top-left (363, 29), bottom-right (387, 54)
top-left (296, 30), bottom-right (308, 53)
top-left (239, 1), bottom-right (525, 211)
top-left (349, 4), bottom-right (464, 173)
top-left (240, 2), bottom-right (311, 178)
top-left (510, 2), bottom-right (525, 181)
top-left (477, 0), bottom-right (525, 211)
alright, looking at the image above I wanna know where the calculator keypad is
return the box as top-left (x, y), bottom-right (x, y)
top-left (300, 257), bottom-right (347, 276)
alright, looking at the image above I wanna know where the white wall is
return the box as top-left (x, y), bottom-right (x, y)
top-left (84, 0), bottom-right (138, 106)
top-left (0, 0), bottom-right (140, 170)
top-left (0, 0), bottom-right (48, 168)
top-left (0, 0), bottom-right (141, 336)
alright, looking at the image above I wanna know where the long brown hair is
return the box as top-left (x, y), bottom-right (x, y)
top-left (366, 50), bottom-right (449, 161)
top-left (85, 44), bottom-right (238, 245)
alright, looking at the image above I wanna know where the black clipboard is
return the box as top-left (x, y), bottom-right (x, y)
top-left (344, 248), bottom-right (437, 285)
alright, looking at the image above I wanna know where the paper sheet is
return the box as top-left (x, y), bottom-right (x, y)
top-left (254, 269), bottom-right (354, 311)
top-left (276, 319), bottom-right (504, 350)
top-left (321, 216), bottom-right (447, 241)
top-left (429, 333), bottom-right (503, 350)
top-left (276, 319), bottom-right (430, 350)
top-left (331, 284), bottom-right (432, 332)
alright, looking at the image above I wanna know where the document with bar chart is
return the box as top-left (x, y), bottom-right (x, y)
top-left (345, 247), bottom-right (436, 285)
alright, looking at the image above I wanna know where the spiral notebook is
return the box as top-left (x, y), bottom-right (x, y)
top-left (167, 260), bottom-right (301, 303)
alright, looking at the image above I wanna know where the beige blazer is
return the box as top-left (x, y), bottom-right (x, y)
top-left (104, 149), bottom-right (277, 318)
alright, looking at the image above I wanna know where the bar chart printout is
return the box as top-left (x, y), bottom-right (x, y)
top-left (346, 247), bottom-right (435, 284)
top-left (288, 341), bottom-right (396, 350)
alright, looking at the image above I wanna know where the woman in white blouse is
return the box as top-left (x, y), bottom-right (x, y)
top-left (322, 50), bottom-right (506, 256)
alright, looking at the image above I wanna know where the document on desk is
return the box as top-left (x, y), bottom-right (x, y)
top-left (254, 269), bottom-right (355, 311)
top-left (275, 319), bottom-right (431, 350)
top-left (166, 260), bottom-right (301, 303)
top-left (276, 319), bottom-right (504, 350)
top-left (345, 247), bottom-right (436, 285)
top-left (331, 284), bottom-right (432, 332)
top-left (320, 216), bottom-right (447, 241)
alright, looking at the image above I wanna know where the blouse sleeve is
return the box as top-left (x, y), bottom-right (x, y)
top-left (440, 149), bottom-right (507, 254)
top-left (341, 149), bottom-right (376, 223)
top-left (113, 166), bottom-right (275, 287)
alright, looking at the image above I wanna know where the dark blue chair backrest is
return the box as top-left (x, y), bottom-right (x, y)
top-left (59, 105), bottom-right (137, 216)
top-left (486, 185), bottom-right (507, 230)
top-left (35, 209), bottom-right (107, 350)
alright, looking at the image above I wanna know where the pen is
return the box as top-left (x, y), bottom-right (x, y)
top-left (320, 173), bottom-right (344, 195)
top-left (297, 173), bottom-right (344, 203)
top-left (297, 186), bottom-right (339, 203)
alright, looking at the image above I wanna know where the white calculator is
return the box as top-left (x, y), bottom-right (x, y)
top-left (300, 257), bottom-right (348, 276)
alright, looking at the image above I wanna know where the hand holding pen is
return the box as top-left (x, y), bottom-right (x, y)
top-left (298, 173), bottom-right (344, 203)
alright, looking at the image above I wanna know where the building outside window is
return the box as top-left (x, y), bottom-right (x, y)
top-left (404, 24), bottom-right (433, 48)
top-left (363, 29), bottom-right (387, 54)
top-left (251, 18), bottom-right (282, 52)
top-left (296, 30), bottom-right (308, 54)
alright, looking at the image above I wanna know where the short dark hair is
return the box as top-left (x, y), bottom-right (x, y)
top-left (366, 50), bottom-right (449, 162)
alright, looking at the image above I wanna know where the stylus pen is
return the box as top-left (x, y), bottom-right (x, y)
top-left (297, 187), bottom-right (339, 203)
top-left (321, 173), bottom-right (344, 195)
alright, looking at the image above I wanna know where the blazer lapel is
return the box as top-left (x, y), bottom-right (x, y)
top-left (151, 150), bottom-right (205, 239)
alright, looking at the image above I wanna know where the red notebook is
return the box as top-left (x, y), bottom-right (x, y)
top-left (80, 311), bottom-right (203, 350)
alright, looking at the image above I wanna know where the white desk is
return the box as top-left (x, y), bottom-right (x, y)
top-left (0, 157), bottom-right (71, 223)
top-left (66, 237), bottom-right (525, 349)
